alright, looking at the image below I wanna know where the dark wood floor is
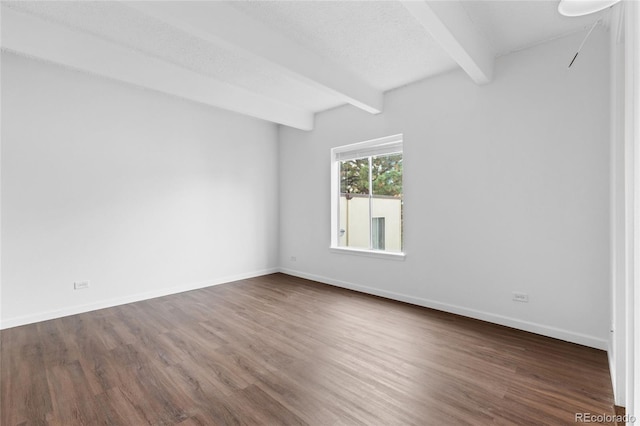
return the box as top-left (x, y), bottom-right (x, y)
top-left (1, 273), bottom-right (615, 425)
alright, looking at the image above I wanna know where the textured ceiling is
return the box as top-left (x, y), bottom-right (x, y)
top-left (229, 1), bottom-right (459, 92)
top-left (461, 0), bottom-right (605, 56)
top-left (3, 1), bottom-right (345, 112)
top-left (2, 0), bottom-right (613, 127)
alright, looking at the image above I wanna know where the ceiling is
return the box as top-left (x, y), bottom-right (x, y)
top-left (1, 1), bottom-right (606, 130)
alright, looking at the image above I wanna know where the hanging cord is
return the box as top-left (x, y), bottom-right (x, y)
top-left (568, 19), bottom-right (601, 68)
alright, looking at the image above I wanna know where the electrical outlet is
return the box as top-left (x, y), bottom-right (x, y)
top-left (512, 292), bottom-right (529, 303)
top-left (74, 281), bottom-right (90, 290)
top-left (290, 256), bottom-right (297, 262)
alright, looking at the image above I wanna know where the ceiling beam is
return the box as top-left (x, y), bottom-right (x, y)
top-left (125, 1), bottom-right (383, 114)
top-left (1, 6), bottom-right (314, 130)
top-left (401, 0), bottom-right (495, 84)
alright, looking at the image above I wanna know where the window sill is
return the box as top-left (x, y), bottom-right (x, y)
top-left (329, 247), bottom-right (406, 261)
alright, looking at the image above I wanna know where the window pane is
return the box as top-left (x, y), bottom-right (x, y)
top-left (371, 154), bottom-right (403, 252)
top-left (371, 196), bottom-right (402, 252)
top-left (338, 193), bottom-right (371, 249)
top-left (340, 159), bottom-right (369, 195)
top-left (339, 158), bottom-right (371, 249)
top-left (371, 154), bottom-right (402, 197)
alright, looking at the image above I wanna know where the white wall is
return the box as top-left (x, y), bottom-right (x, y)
top-left (279, 29), bottom-right (611, 349)
top-left (609, 2), bottom-right (626, 407)
top-left (624, 0), bottom-right (640, 418)
top-left (1, 52), bottom-right (279, 328)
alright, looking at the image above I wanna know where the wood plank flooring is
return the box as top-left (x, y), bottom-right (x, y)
top-left (1, 273), bottom-right (615, 425)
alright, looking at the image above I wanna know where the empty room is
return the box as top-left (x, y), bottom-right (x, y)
top-left (1, 0), bottom-right (639, 425)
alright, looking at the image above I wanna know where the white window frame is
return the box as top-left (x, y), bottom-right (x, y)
top-left (330, 134), bottom-right (405, 260)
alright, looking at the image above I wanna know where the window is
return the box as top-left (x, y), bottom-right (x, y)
top-left (331, 134), bottom-right (404, 257)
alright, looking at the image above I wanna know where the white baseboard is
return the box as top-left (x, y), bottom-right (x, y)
top-left (0, 267), bottom-right (279, 330)
top-left (2, 266), bottom-right (610, 352)
top-left (279, 268), bottom-right (609, 351)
